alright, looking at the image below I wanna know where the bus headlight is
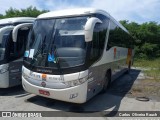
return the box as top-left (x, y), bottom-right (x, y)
top-left (79, 77), bottom-right (87, 84)
top-left (0, 67), bottom-right (8, 74)
top-left (65, 76), bottom-right (88, 87)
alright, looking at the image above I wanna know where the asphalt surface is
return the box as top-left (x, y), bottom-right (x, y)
top-left (0, 69), bottom-right (160, 120)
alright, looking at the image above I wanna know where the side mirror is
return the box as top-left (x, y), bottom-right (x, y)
top-left (84, 17), bottom-right (102, 42)
top-left (0, 26), bottom-right (14, 43)
top-left (12, 23), bottom-right (33, 42)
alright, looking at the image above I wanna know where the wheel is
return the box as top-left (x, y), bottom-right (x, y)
top-left (101, 72), bottom-right (111, 93)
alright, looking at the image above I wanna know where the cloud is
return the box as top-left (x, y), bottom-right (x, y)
top-left (90, 0), bottom-right (160, 23)
top-left (39, 0), bottom-right (160, 23)
top-left (0, 0), bottom-right (40, 14)
top-left (37, 0), bottom-right (91, 11)
top-left (0, 0), bottom-right (159, 23)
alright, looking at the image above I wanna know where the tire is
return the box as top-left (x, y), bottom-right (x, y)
top-left (101, 72), bottom-right (111, 93)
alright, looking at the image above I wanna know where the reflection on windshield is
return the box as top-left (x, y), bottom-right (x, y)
top-left (0, 30), bottom-right (11, 61)
top-left (25, 16), bottom-right (88, 68)
top-left (25, 19), bottom-right (55, 66)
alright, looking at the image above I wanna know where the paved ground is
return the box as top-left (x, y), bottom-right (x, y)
top-left (0, 69), bottom-right (160, 120)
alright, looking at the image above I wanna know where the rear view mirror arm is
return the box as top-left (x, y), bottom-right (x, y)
top-left (12, 23), bottom-right (33, 42)
top-left (84, 17), bottom-right (102, 42)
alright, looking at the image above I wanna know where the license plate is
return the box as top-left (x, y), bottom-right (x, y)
top-left (39, 90), bottom-right (50, 96)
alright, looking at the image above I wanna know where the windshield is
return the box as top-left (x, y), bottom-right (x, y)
top-left (0, 24), bottom-right (13, 29)
top-left (24, 16), bottom-right (88, 69)
top-left (0, 30), bottom-right (11, 61)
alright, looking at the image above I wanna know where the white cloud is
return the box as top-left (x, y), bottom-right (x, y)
top-left (0, 0), bottom-right (40, 14)
top-left (38, 0), bottom-right (88, 11)
top-left (41, 0), bottom-right (160, 23)
top-left (0, 0), bottom-right (159, 23)
top-left (43, 0), bottom-right (77, 10)
top-left (90, 0), bottom-right (160, 23)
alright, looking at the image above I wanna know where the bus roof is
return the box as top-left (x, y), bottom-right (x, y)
top-left (38, 8), bottom-right (129, 33)
top-left (0, 17), bottom-right (35, 25)
top-left (38, 8), bottom-right (110, 19)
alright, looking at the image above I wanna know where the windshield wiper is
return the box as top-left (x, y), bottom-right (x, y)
top-left (30, 36), bottom-right (46, 66)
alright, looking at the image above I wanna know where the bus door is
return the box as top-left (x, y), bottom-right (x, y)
top-left (8, 23), bottom-right (33, 86)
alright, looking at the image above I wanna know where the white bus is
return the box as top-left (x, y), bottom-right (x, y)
top-left (0, 17), bottom-right (35, 88)
top-left (22, 8), bottom-right (134, 103)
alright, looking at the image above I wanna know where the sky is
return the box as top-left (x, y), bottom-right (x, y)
top-left (0, 0), bottom-right (159, 23)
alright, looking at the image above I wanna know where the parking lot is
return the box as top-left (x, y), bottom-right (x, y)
top-left (0, 69), bottom-right (160, 119)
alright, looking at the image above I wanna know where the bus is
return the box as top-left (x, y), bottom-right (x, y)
top-left (22, 8), bottom-right (134, 103)
top-left (0, 17), bottom-right (35, 88)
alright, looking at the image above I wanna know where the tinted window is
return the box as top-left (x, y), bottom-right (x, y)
top-left (107, 20), bottom-right (133, 49)
top-left (5, 29), bottom-right (30, 62)
top-left (16, 29), bottom-right (30, 57)
top-left (90, 14), bottom-right (109, 62)
top-left (25, 17), bottom-right (87, 69)
top-left (3, 31), bottom-right (15, 62)
top-left (0, 31), bottom-right (11, 62)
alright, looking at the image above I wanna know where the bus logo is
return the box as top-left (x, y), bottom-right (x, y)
top-left (41, 82), bottom-right (46, 87)
top-left (42, 74), bottom-right (47, 81)
top-left (48, 53), bottom-right (56, 63)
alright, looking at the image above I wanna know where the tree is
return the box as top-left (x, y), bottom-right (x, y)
top-left (0, 7), bottom-right (160, 59)
top-left (0, 6), bottom-right (49, 19)
top-left (120, 21), bottom-right (160, 59)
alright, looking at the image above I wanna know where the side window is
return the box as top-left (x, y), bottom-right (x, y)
top-left (107, 20), bottom-right (133, 49)
top-left (90, 14), bottom-right (109, 62)
top-left (96, 14), bottom-right (109, 53)
top-left (5, 32), bottom-right (16, 62)
top-left (16, 29), bottom-right (29, 57)
top-left (107, 21), bottom-right (119, 49)
top-left (90, 26), bottom-right (100, 61)
top-left (1, 31), bottom-right (13, 62)
top-left (8, 29), bottom-right (29, 62)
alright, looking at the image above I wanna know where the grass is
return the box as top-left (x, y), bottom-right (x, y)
top-left (133, 58), bottom-right (160, 80)
top-left (131, 83), bottom-right (160, 97)
top-left (130, 58), bottom-right (160, 99)
top-left (133, 58), bottom-right (160, 68)
top-left (131, 78), bottom-right (160, 97)
top-left (144, 70), bottom-right (160, 80)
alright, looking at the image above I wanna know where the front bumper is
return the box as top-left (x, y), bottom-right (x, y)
top-left (22, 76), bottom-right (88, 103)
top-left (0, 71), bottom-right (9, 88)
